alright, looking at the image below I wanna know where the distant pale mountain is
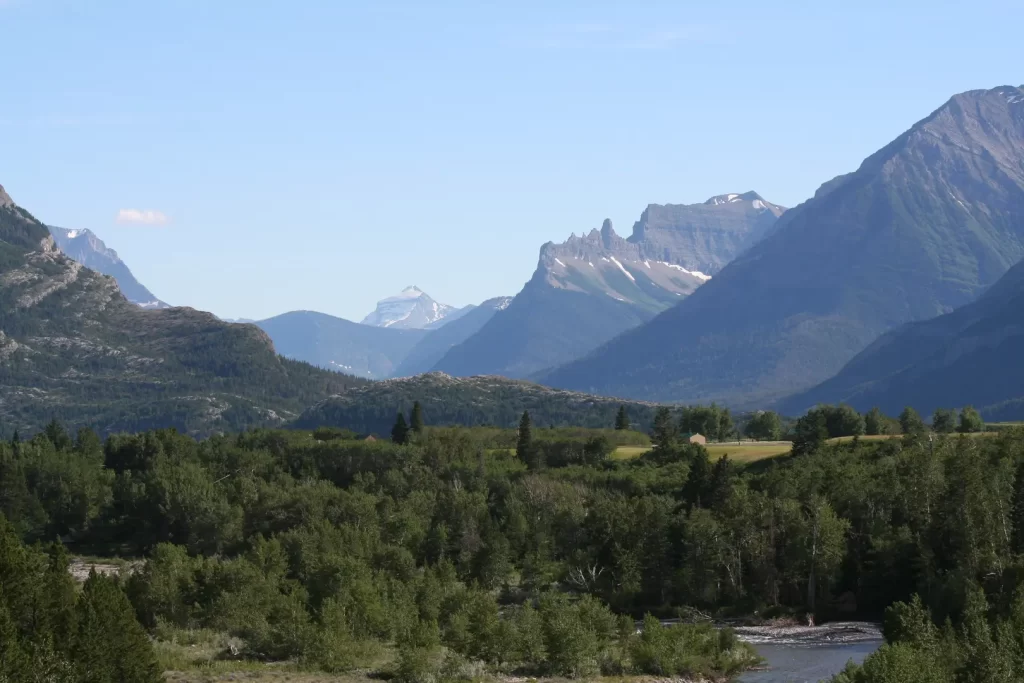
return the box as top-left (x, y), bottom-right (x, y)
top-left (542, 86), bottom-right (1024, 406)
top-left (294, 372), bottom-right (660, 435)
top-left (777, 258), bottom-right (1024, 420)
top-left (360, 286), bottom-right (456, 329)
top-left (432, 193), bottom-right (784, 378)
top-left (393, 296), bottom-right (512, 377)
top-left (47, 225), bottom-right (169, 309)
top-left (255, 311), bottom-right (427, 378)
top-left (0, 184), bottom-right (366, 436)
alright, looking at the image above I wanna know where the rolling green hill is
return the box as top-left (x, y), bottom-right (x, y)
top-left (294, 372), bottom-right (660, 435)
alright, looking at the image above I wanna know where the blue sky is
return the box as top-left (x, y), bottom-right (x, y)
top-left (2, 0), bottom-right (1022, 321)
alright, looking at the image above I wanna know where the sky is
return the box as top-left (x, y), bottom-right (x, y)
top-left (2, 0), bottom-right (1023, 321)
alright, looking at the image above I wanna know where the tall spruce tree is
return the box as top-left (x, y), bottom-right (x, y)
top-left (391, 412), bottom-right (410, 445)
top-left (410, 401), bottom-right (425, 434)
top-left (517, 411), bottom-right (540, 470)
top-left (72, 572), bottom-right (161, 683)
top-left (652, 407), bottom-right (677, 450)
top-left (614, 405), bottom-right (630, 431)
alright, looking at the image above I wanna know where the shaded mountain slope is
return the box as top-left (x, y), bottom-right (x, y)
top-left (542, 86), bottom-right (1024, 406)
top-left (255, 310), bottom-right (426, 378)
top-left (777, 258), bottom-right (1024, 419)
top-left (393, 296), bottom-right (512, 377)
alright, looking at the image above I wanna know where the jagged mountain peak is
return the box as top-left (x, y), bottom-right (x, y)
top-left (47, 225), bottom-right (169, 309)
top-left (0, 184), bottom-right (13, 208)
top-left (360, 286), bottom-right (456, 329)
top-left (541, 86), bottom-right (1024, 406)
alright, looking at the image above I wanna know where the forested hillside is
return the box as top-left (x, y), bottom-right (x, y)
top-left (295, 372), bottom-right (661, 434)
top-left (3, 411), bottom-right (1024, 680)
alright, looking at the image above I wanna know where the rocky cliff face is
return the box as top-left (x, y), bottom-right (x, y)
top-left (48, 226), bottom-right (169, 309)
top-left (542, 86), bottom-right (1024, 406)
top-left (432, 193), bottom-right (784, 378)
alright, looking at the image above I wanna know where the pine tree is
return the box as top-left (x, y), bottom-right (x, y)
top-left (72, 572), bottom-right (161, 683)
top-left (614, 405), bottom-right (630, 431)
top-left (652, 407), bottom-right (677, 450)
top-left (0, 588), bottom-right (29, 683)
top-left (517, 411), bottom-right (540, 469)
top-left (410, 401), bottom-right (425, 434)
top-left (932, 408), bottom-right (957, 434)
top-left (391, 412), bottom-right (410, 445)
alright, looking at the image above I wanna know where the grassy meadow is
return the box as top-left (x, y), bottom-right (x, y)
top-left (612, 441), bottom-right (793, 465)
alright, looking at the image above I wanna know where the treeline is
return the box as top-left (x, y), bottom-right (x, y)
top-left (4, 417), bottom-right (1024, 680)
top-left (0, 517), bottom-right (160, 682)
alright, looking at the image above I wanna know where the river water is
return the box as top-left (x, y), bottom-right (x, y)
top-left (734, 622), bottom-right (884, 683)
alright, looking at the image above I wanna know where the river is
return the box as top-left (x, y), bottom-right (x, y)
top-left (734, 622), bottom-right (884, 683)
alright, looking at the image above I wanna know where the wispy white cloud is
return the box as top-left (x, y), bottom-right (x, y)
top-left (116, 209), bottom-right (170, 226)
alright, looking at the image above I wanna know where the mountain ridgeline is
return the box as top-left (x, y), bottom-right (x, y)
top-left (0, 184), bottom-right (368, 435)
top-left (432, 193), bottom-right (784, 379)
top-left (47, 225), bottom-right (170, 309)
top-left (543, 86), bottom-right (1024, 407)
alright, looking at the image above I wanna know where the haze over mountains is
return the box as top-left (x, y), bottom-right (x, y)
top-left (543, 86), bottom-right (1024, 408)
top-left (432, 192), bottom-right (785, 379)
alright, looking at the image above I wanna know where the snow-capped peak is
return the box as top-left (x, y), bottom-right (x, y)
top-left (361, 286), bottom-right (456, 329)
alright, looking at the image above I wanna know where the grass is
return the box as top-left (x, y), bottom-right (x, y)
top-left (827, 431), bottom-right (1001, 444)
top-left (612, 441), bottom-right (793, 465)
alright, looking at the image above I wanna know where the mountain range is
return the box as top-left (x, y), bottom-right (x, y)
top-left (0, 184), bottom-right (366, 436)
top-left (542, 86), bottom-right (1024, 408)
top-left (432, 193), bottom-right (785, 378)
top-left (778, 256), bottom-right (1024, 420)
top-left (47, 226), bottom-right (169, 309)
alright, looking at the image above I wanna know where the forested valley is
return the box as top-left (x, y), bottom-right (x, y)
top-left (3, 404), bottom-right (1024, 682)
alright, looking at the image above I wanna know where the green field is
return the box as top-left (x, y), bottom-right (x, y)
top-left (612, 441), bottom-right (793, 465)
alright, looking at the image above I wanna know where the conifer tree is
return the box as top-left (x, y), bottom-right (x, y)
top-left (652, 407), bottom-right (676, 450)
top-left (410, 401), bottom-right (425, 434)
top-left (72, 572), bottom-right (161, 683)
top-left (517, 411), bottom-right (540, 469)
top-left (614, 406), bottom-right (630, 431)
top-left (391, 412), bottom-right (410, 445)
